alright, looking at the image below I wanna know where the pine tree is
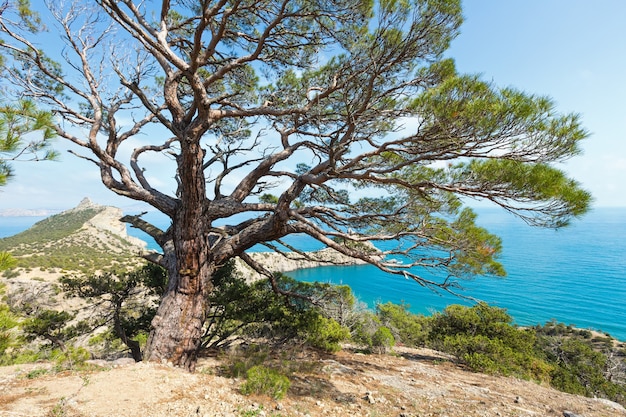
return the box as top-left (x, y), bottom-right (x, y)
top-left (0, 0), bottom-right (591, 369)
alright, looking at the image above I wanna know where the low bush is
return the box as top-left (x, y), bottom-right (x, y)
top-left (349, 311), bottom-right (380, 349)
top-left (535, 323), bottom-right (626, 404)
top-left (221, 344), bottom-right (270, 378)
top-left (0, 305), bottom-right (19, 360)
top-left (50, 346), bottom-right (91, 370)
top-left (428, 303), bottom-right (550, 381)
top-left (375, 302), bottom-right (429, 347)
top-left (371, 326), bottom-right (395, 353)
top-left (21, 310), bottom-right (75, 350)
top-left (303, 315), bottom-right (350, 353)
top-left (240, 365), bottom-right (291, 400)
top-left (205, 272), bottom-right (351, 352)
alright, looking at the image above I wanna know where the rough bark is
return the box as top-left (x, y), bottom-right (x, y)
top-left (143, 274), bottom-right (210, 370)
top-left (143, 219), bottom-right (215, 370)
top-left (143, 133), bottom-right (213, 371)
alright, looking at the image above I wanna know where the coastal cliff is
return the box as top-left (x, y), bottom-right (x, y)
top-left (234, 247), bottom-right (374, 281)
top-left (69, 197), bottom-right (148, 252)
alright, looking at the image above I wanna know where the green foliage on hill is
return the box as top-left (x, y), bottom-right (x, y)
top-left (54, 263), bottom-right (620, 405)
top-left (0, 207), bottom-right (104, 250)
top-left (1, 227), bottom-right (624, 406)
top-left (0, 304), bottom-right (19, 359)
top-left (60, 263), bottom-right (167, 362)
top-left (0, 252), bottom-right (16, 270)
top-left (376, 302), bottom-right (430, 347)
top-left (0, 206), bottom-right (143, 273)
top-left (240, 365), bottom-right (291, 400)
top-left (46, 263), bottom-right (351, 363)
top-left (533, 321), bottom-right (626, 401)
top-left (205, 270), bottom-right (352, 352)
top-left (428, 303), bottom-right (552, 381)
top-left (7, 245), bottom-right (137, 273)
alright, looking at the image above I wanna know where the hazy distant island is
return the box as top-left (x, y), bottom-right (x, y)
top-left (0, 208), bottom-right (61, 217)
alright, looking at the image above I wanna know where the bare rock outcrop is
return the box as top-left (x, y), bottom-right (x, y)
top-left (76, 198), bottom-right (147, 251)
top-left (234, 247), bottom-right (379, 281)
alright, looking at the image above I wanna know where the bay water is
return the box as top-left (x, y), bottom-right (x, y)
top-left (1, 207), bottom-right (624, 340)
top-left (289, 208), bottom-right (626, 340)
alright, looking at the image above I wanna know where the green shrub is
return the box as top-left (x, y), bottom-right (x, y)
top-left (221, 344), bottom-right (269, 378)
top-left (0, 305), bottom-right (19, 358)
top-left (428, 303), bottom-right (550, 381)
top-left (60, 263), bottom-right (166, 361)
top-left (429, 303), bottom-right (513, 341)
top-left (349, 311), bottom-right (379, 349)
top-left (0, 252), bottom-right (16, 270)
top-left (21, 310), bottom-right (75, 350)
top-left (206, 272), bottom-right (352, 352)
top-left (25, 368), bottom-right (49, 379)
top-left (5, 349), bottom-right (43, 365)
top-left (538, 336), bottom-right (626, 402)
top-left (2, 269), bottom-right (19, 279)
top-left (371, 326), bottom-right (395, 353)
top-left (240, 365), bottom-right (290, 400)
top-left (303, 315), bottom-right (350, 353)
top-left (50, 346), bottom-right (90, 370)
top-left (376, 302), bottom-right (429, 347)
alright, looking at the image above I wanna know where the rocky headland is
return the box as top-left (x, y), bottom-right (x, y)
top-left (2, 198), bottom-right (359, 277)
top-left (234, 247), bottom-right (375, 281)
top-left (70, 198), bottom-right (148, 251)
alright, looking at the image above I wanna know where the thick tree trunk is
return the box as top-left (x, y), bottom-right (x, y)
top-left (143, 205), bottom-right (217, 370)
top-left (143, 221), bottom-right (215, 370)
top-left (143, 279), bottom-right (208, 370)
top-left (143, 136), bottom-right (213, 371)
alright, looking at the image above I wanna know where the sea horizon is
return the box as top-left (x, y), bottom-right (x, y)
top-left (2, 206), bottom-right (625, 340)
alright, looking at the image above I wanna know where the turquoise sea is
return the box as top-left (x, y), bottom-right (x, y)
top-left (2, 207), bottom-right (625, 340)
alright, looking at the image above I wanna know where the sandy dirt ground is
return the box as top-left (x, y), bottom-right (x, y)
top-left (0, 346), bottom-right (624, 417)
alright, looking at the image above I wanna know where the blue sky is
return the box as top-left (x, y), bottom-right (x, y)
top-left (448, 1), bottom-right (626, 209)
top-left (1, 1), bottom-right (625, 213)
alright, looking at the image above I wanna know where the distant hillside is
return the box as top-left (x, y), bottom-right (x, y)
top-left (0, 198), bottom-right (146, 274)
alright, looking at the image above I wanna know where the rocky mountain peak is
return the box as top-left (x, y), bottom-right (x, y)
top-left (76, 197), bottom-right (96, 209)
top-left (66, 199), bottom-right (147, 250)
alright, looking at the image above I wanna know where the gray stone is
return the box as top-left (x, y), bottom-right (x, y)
top-left (363, 393), bottom-right (376, 404)
top-left (112, 357), bottom-right (136, 367)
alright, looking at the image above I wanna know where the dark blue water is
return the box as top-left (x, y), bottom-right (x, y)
top-left (2, 207), bottom-right (625, 339)
top-left (290, 208), bottom-right (626, 339)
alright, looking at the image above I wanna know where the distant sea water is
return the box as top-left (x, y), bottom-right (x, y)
top-left (1, 207), bottom-right (625, 340)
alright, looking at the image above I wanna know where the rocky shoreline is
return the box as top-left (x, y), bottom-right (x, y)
top-left (233, 247), bottom-right (374, 281)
